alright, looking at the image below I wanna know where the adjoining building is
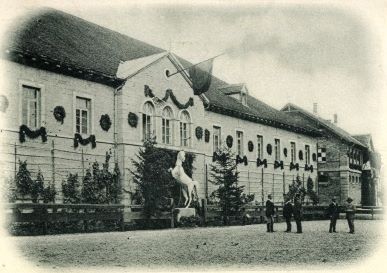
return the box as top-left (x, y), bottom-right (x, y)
top-left (1, 8), bottom-right (375, 206)
top-left (281, 103), bottom-right (380, 205)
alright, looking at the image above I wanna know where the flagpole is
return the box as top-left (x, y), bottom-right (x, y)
top-left (167, 52), bottom-right (225, 78)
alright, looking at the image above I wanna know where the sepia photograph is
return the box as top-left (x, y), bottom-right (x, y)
top-left (0, 0), bottom-right (386, 272)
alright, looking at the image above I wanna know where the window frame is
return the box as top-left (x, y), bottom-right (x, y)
top-left (179, 110), bottom-right (191, 147)
top-left (290, 141), bottom-right (296, 163)
top-left (161, 106), bottom-right (174, 145)
top-left (142, 101), bottom-right (156, 141)
top-left (73, 92), bottom-right (94, 136)
top-left (213, 125), bottom-right (222, 153)
top-left (236, 130), bottom-right (244, 156)
top-left (274, 138), bottom-right (281, 161)
top-left (19, 80), bottom-right (45, 128)
top-left (257, 135), bottom-right (263, 159)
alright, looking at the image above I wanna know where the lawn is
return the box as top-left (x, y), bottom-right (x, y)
top-left (7, 220), bottom-right (384, 271)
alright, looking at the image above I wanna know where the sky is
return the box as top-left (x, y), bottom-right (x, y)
top-left (2, 1), bottom-right (387, 155)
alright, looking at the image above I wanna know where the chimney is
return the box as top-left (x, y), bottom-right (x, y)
top-left (313, 103), bottom-right (318, 115)
top-left (333, 113), bottom-right (338, 124)
top-left (333, 113), bottom-right (337, 124)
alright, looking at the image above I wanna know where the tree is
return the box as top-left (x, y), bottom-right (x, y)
top-left (42, 184), bottom-right (57, 203)
top-left (210, 146), bottom-right (246, 225)
top-left (306, 177), bottom-right (319, 205)
top-left (285, 175), bottom-right (306, 202)
top-left (81, 169), bottom-right (98, 203)
top-left (109, 163), bottom-right (122, 204)
top-left (131, 139), bottom-right (175, 219)
top-left (30, 170), bottom-right (44, 203)
top-left (62, 173), bottom-right (81, 204)
top-left (15, 160), bottom-right (33, 200)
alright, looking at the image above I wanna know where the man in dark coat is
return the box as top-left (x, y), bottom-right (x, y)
top-left (265, 194), bottom-right (275, 232)
top-left (345, 197), bottom-right (356, 233)
top-left (283, 196), bottom-right (293, 232)
top-left (293, 193), bottom-right (303, 233)
top-left (327, 197), bottom-right (340, 233)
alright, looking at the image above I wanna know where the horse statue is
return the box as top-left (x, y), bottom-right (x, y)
top-left (168, 151), bottom-right (200, 208)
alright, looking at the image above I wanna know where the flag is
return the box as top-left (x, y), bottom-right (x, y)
top-left (188, 58), bottom-right (214, 96)
top-left (317, 148), bottom-right (326, 163)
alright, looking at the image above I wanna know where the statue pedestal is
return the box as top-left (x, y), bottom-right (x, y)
top-left (174, 208), bottom-right (196, 222)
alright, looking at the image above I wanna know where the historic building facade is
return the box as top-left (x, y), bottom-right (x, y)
top-left (1, 8), bottom-right (376, 206)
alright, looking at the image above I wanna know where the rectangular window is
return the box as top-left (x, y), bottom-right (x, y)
top-left (275, 139), bottom-right (280, 161)
top-left (290, 142), bottom-right (296, 162)
top-left (180, 122), bottom-right (189, 147)
top-left (76, 97), bottom-right (91, 135)
top-left (162, 119), bottom-right (171, 145)
top-left (22, 85), bottom-right (41, 128)
top-left (257, 135), bottom-right (263, 159)
top-left (213, 126), bottom-right (221, 153)
top-left (305, 145), bottom-right (310, 165)
top-left (236, 131), bottom-right (243, 156)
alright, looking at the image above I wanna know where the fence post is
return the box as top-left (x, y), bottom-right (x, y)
top-left (261, 168), bottom-right (264, 205)
top-left (272, 172), bottom-right (275, 202)
top-left (302, 173), bottom-right (305, 188)
top-left (81, 148), bottom-right (85, 180)
top-left (201, 198), bottom-right (207, 226)
top-left (283, 172), bottom-right (285, 196)
top-left (14, 143), bottom-right (17, 178)
top-left (51, 140), bottom-right (55, 186)
top-left (170, 198), bottom-right (175, 228)
top-left (205, 164), bottom-right (208, 199)
top-left (248, 170), bottom-right (250, 194)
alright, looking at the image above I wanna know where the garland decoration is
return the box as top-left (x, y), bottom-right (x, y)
top-left (274, 160), bottom-right (284, 170)
top-left (248, 141), bottom-right (254, 152)
top-left (299, 150), bottom-right (304, 160)
top-left (19, 125), bottom-right (47, 143)
top-left (257, 158), bottom-right (267, 168)
top-left (144, 85), bottom-right (194, 110)
top-left (283, 148), bottom-right (288, 157)
top-left (0, 95), bottom-right (9, 113)
top-left (128, 112), bottom-right (138, 127)
top-left (99, 114), bottom-right (112, 131)
top-left (266, 144), bottom-right (272, 155)
top-left (290, 162), bottom-right (299, 171)
top-left (53, 106), bottom-right (66, 124)
top-left (204, 129), bottom-right (210, 143)
top-left (236, 155), bottom-right (248, 165)
top-left (195, 126), bottom-right (203, 140)
top-left (312, 153), bottom-right (317, 162)
top-left (226, 135), bottom-right (233, 148)
top-left (305, 164), bottom-right (314, 172)
top-left (74, 133), bottom-right (96, 148)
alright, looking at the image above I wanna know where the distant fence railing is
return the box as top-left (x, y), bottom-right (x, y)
top-left (3, 201), bottom-right (383, 235)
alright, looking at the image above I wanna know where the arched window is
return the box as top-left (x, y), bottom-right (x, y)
top-left (179, 111), bottom-right (191, 147)
top-left (142, 102), bottom-right (155, 141)
top-left (162, 106), bottom-right (173, 145)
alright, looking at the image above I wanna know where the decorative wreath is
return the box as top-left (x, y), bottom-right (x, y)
top-left (266, 144), bottom-right (272, 155)
top-left (53, 106), bottom-right (66, 124)
top-left (99, 114), bottom-right (112, 131)
top-left (312, 153), bottom-right (317, 162)
top-left (195, 126), bottom-right (203, 140)
top-left (283, 148), bottom-right (288, 157)
top-left (0, 95), bottom-right (9, 113)
top-left (128, 112), bottom-right (138, 128)
top-left (299, 150), bottom-right (304, 160)
top-left (226, 135), bottom-right (233, 148)
top-left (204, 129), bottom-right (210, 143)
top-left (248, 141), bottom-right (254, 152)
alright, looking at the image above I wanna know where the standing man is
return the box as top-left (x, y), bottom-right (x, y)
top-left (345, 197), bottom-right (356, 233)
top-left (293, 193), bottom-right (303, 233)
top-left (265, 194), bottom-right (275, 232)
top-left (327, 197), bottom-right (339, 233)
top-left (283, 195), bottom-right (293, 232)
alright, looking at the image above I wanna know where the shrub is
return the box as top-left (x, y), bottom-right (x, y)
top-left (178, 215), bottom-right (201, 228)
top-left (62, 173), bottom-right (81, 204)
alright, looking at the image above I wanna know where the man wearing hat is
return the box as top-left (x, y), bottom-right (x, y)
top-left (293, 193), bottom-right (303, 233)
top-left (283, 195), bottom-right (293, 232)
top-left (327, 197), bottom-right (340, 233)
top-left (345, 197), bottom-right (356, 233)
top-left (265, 194), bottom-right (275, 232)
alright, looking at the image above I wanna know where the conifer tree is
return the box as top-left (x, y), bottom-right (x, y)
top-left (62, 173), bottom-right (81, 204)
top-left (31, 170), bottom-right (44, 203)
top-left (15, 160), bottom-right (33, 200)
top-left (131, 139), bottom-right (175, 219)
top-left (81, 169), bottom-right (98, 203)
top-left (210, 146), bottom-right (245, 225)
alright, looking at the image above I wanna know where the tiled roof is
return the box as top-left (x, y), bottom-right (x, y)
top-left (281, 103), bottom-right (366, 148)
top-left (2, 8), bottom-right (319, 136)
top-left (352, 134), bottom-right (374, 150)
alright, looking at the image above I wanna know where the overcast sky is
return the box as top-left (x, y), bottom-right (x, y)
top-left (3, 1), bottom-right (387, 156)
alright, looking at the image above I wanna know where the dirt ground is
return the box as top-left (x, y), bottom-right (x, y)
top-left (7, 220), bottom-right (383, 271)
